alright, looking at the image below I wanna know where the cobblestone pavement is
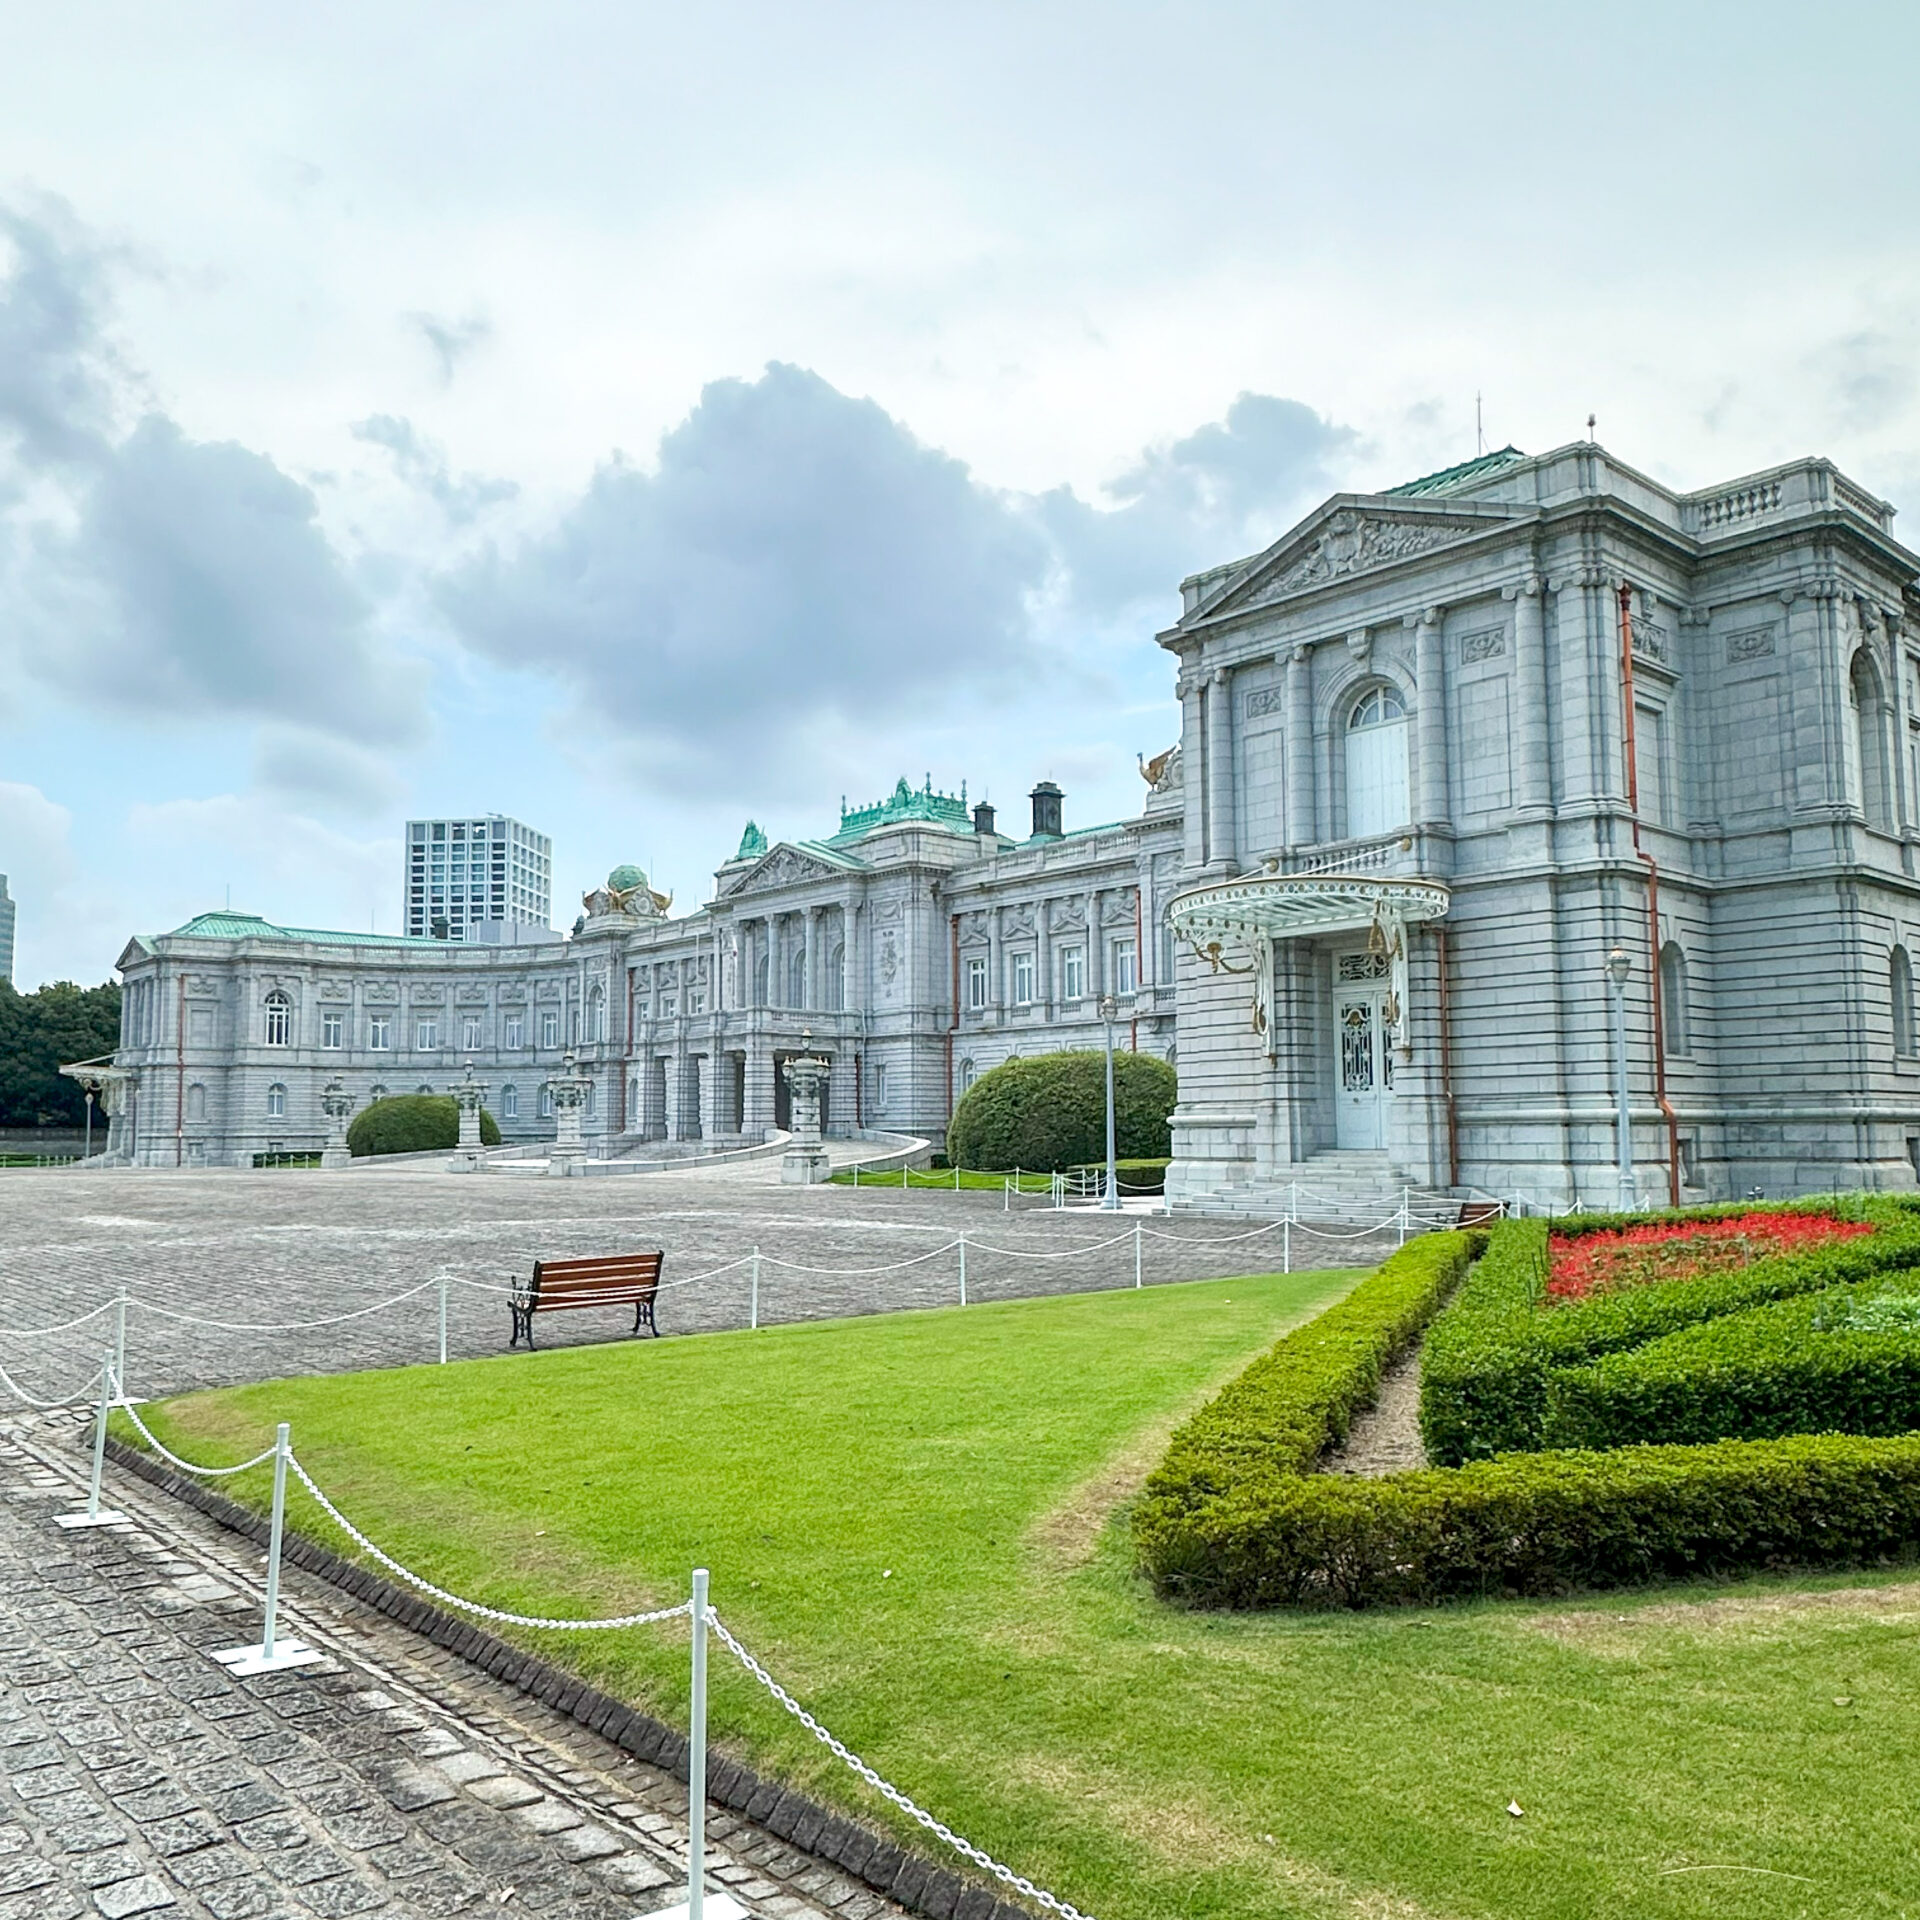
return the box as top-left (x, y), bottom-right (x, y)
top-left (0, 1411), bottom-right (910, 1920)
top-left (0, 1169), bottom-right (1389, 1405)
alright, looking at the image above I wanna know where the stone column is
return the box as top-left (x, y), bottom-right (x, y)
top-left (1087, 887), bottom-right (1103, 999)
top-left (544, 1051), bottom-right (590, 1177)
top-left (1207, 665), bottom-right (1236, 869)
top-left (744, 1043), bottom-right (777, 1139)
top-left (1178, 671), bottom-right (1208, 867)
top-left (1511, 575), bottom-right (1550, 813)
top-left (1286, 644), bottom-right (1316, 848)
top-left (780, 1048), bottom-right (832, 1184)
top-left (1412, 606), bottom-right (1448, 827)
top-left (1036, 901), bottom-right (1053, 1017)
top-left (319, 1078), bottom-right (355, 1171)
top-left (447, 1064), bottom-right (489, 1172)
top-left (805, 906), bottom-right (822, 1010)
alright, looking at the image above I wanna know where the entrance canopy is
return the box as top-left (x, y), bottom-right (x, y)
top-left (1168, 873), bottom-right (1450, 951)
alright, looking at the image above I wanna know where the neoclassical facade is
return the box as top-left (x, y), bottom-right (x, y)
top-left (87, 440), bottom-right (1920, 1208)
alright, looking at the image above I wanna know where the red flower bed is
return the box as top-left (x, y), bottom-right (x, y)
top-left (1546, 1210), bottom-right (1873, 1303)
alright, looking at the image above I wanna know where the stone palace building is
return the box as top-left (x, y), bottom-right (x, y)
top-left (81, 441), bottom-right (1920, 1209)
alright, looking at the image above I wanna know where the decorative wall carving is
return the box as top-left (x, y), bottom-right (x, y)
top-left (1255, 510), bottom-right (1485, 603)
top-left (1459, 627), bottom-right (1506, 662)
top-left (1727, 625), bottom-right (1778, 662)
top-left (1047, 900), bottom-right (1087, 933)
top-left (317, 981), bottom-right (354, 1000)
top-left (1632, 620), bottom-right (1672, 665)
top-left (1243, 686), bottom-right (1286, 720)
top-left (364, 982), bottom-right (399, 1004)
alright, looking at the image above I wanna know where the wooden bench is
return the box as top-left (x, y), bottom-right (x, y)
top-left (509, 1251), bottom-right (664, 1349)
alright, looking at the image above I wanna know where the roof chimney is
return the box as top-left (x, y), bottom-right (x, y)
top-left (1029, 781), bottom-right (1063, 841)
top-left (972, 800), bottom-right (997, 838)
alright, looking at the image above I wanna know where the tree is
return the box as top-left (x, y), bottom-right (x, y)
top-left (0, 979), bottom-right (122, 1127)
top-left (947, 1049), bottom-right (1176, 1172)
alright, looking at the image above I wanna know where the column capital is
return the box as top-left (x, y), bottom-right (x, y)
top-left (1289, 642), bottom-right (1312, 667)
top-left (1502, 574), bottom-right (1545, 602)
top-left (1402, 603), bottom-right (1445, 633)
top-left (1208, 664), bottom-right (1233, 688)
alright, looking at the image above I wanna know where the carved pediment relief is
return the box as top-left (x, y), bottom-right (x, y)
top-left (1002, 906), bottom-right (1036, 938)
top-left (317, 981), bottom-right (354, 1001)
top-left (186, 974), bottom-right (223, 995)
top-left (496, 985), bottom-right (527, 1003)
top-left (958, 910), bottom-right (991, 947)
top-left (1102, 889), bottom-right (1139, 926)
top-left (720, 844), bottom-right (847, 898)
top-left (1047, 900), bottom-right (1087, 934)
top-left (456, 985), bottom-right (490, 1004)
top-left (536, 980), bottom-right (564, 1000)
top-left (364, 981), bottom-right (400, 1004)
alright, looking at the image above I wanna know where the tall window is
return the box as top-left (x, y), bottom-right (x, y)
top-left (321, 1011), bottom-right (343, 1050)
top-left (1345, 685), bottom-right (1410, 838)
top-left (788, 945), bottom-right (808, 1009)
top-left (462, 1015), bottom-right (483, 1050)
top-left (1113, 938), bottom-right (1138, 996)
top-left (186, 1083), bottom-right (206, 1122)
top-left (369, 1014), bottom-right (392, 1051)
top-left (873, 1064), bottom-right (889, 1109)
top-left (541, 1086), bottom-right (555, 1117)
top-left (1012, 951), bottom-right (1036, 1005)
top-left (502, 1084), bottom-right (518, 1119)
top-left (1061, 945), bottom-right (1085, 1001)
top-left (415, 1017), bottom-right (439, 1050)
top-left (588, 987), bottom-right (604, 1041)
top-left (1659, 942), bottom-right (1690, 1057)
top-left (1894, 946), bottom-right (1916, 1058)
top-left (1635, 703), bottom-right (1670, 827)
top-left (266, 1084), bottom-right (286, 1118)
top-left (505, 1013), bottom-right (524, 1049)
top-left (829, 943), bottom-right (845, 1010)
top-left (1851, 652), bottom-right (1894, 829)
top-left (966, 955), bottom-right (988, 1010)
top-left (263, 991), bottom-right (291, 1047)
top-left (541, 1009), bottom-right (559, 1049)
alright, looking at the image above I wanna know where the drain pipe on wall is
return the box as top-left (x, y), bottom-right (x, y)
top-left (1437, 924), bottom-right (1458, 1189)
top-left (1617, 582), bottom-right (1682, 1207)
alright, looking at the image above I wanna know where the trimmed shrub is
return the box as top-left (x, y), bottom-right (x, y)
top-left (947, 1051), bottom-right (1175, 1173)
top-left (1545, 1279), bottom-right (1920, 1449)
top-left (1421, 1202), bottom-right (1920, 1464)
top-left (1141, 1433), bottom-right (1920, 1610)
top-left (346, 1095), bottom-right (501, 1158)
top-left (1136, 1232), bottom-right (1481, 1593)
top-left (1070, 1157), bottom-right (1171, 1195)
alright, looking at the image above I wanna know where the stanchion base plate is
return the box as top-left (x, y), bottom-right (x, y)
top-left (55, 1510), bottom-right (129, 1529)
top-left (649, 1895), bottom-right (750, 1920)
top-left (210, 1640), bottom-right (324, 1676)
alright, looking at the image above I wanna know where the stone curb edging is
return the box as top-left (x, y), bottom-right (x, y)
top-left (102, 1436), bottom-right (1036, 1920)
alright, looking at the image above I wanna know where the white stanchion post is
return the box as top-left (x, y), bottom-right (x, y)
top-left (437, 1274), bottom-right (449, 1365)
top-left (954, 1164), bottom-right (960, 1192)
top-left (1003, 1176), bottom-right (1010, 1212)
top-left (903, 1162), bottom-right (909, 1190)
top-left (212, 1422), bottom-right (321, 1675)
top-left (57, 1351), bottom-right (128, 1529)
top-left (1134, 1219), bottom-right (1143, 1288)
top-left (1398, 1187), bottom-right (1409, 1248)
top-left (958, 1234), bottom-right (967, 1306)
top-left (750, 1248), bottom-right (760, 1330)
top-left (1283, 1215), bottom-right (1291, 1275)
top-left (689, 1567), bottom-right (709, 1920)
top-left (114, 1290), bottom-right (128, 1394)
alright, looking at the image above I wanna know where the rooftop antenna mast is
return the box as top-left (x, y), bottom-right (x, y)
top-left (1475, 392), bottom-right (1485, 457)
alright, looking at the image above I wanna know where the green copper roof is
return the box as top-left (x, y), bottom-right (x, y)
top-left (1384, 445), bottom-right (1526, 498)
top-left (160, 911), bottom-right (449, 948)
top-left (734, 820), bottom-right (768, 861)
top-left (606, 863), bottom-right (647, 892)
top-left (829, 775), bottom-right (970, 844)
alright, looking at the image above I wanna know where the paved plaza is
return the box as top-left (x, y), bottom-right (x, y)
top-left (0, 1165), bottom-right (1382, 1406)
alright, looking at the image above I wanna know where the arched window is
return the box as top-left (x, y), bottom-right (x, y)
top-left (186, 1083), bottom-right (206, 1122)
top-left (588, 986), bottom-right (605, 1042)
top-left (1850, 652), bottom-right (1895, 829)
top-left (541, 1085), bottom-right (555, 1118)
top-left (788, 943), bottom-right (808, 1009)
top-left (753, 951), bottom-right (770, 1006)
top-left (416, 1083), bottom-right (433, 1095)
top-left (829, 943), bottom-right (846, 1010)
top-left (1345, 685), bottom-right (1410, 838)
top-left (371, 1083), bottom-right (388, 1100)
top-left (1894, 946), bottom-right (1915, 1057)
top-left (502, 1084), bottom-right (519, 1119)
top-left (1659, 942), bottom-right (1690, 1057)
top-left (263, 991), bottom-right (291, 1047)
top-left (267, 1083), bottom-right (286, 1117)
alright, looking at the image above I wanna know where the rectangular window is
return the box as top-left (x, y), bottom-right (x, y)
top-left (415, 1018), bottom-right (438, 1050)
top-left (369, 1015), bottom-right (392, 1051)
top-left (503, 1085), bottom-right (518, 1118)
top-left (541, 1086), bottom-right (554, 1117)
top-left (1635, 702), bottom-right (1670, 827)
top-left (541, 1009), bottom-right (559, 1049)
top-left (321, 1011), bottom-right (343, 1049)
top-left (689, 988), bottom-right (707, 1015)
top-left (1012, 951), bottom-right (1035, 1006)
top-left (462, 1015), bottom-right (483, 1050)
top-left (660, 997), bottom-right (677, 1019)
top-left (1061, 945), bottom-right (1085, 1001)
top-left (266, 1085), bottom-right (285, 1118)
top-left (873, 1064), bottom-right (889, 1109)
top-left (1113, 938), bottom-right (1137, 996)
top-left (504, 1013), bottom-right (523, 1049)
top-left (966, 955), bottom-right (988, 1010)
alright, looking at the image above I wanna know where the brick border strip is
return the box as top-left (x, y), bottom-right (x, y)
top-left (103, 1435), bottom-right (1037, 1920)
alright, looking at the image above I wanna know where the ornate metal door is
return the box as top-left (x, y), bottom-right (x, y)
top-left (1333, 952), bottom-right (1392, 1149)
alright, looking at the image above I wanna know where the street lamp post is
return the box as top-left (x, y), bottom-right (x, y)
top-left (1098, 993), bottom-right (1120, 1211)
top-left (1606, 947), bottom-right (1636, 1212)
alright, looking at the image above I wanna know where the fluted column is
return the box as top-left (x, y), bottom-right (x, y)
top-left (1511, 575), bottom-right (1550, 812)
top-left (1412, 606), bottom-right (1447, 826)
top-left (1206, 666), bottom-right (1236, 870)
top-left (1177, 671), bottom-right (1207, 867)
top-left (1285, 644), bottom-right (1315, 848)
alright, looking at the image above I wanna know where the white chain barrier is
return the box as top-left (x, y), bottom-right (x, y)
top-left (284, 1452), bottom-right (694, 1632)
top-left (116, 1396), bottom-right (281, 1477)
top-left (0, 1352), bottom-right (105, 1409)
top-left (708, 1608), bottom-right (1097, 1920)
top-left (131, 1278), bottom-right (444, 1331)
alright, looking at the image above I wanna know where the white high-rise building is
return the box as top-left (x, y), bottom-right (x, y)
top-left (0, 874), bottom-right (13, 984)
top-left (404, 817), bottom-right (551, 941)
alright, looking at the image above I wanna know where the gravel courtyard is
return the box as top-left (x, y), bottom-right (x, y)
top-left (0, 1166), bottom-right (1384, 1406)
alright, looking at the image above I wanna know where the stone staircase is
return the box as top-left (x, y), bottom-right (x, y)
top-left (1173, 1151), bottom-right (1464, 1229)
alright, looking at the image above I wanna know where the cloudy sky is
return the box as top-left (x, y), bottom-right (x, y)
top-left (2, 1), bottom-right (1916, 986)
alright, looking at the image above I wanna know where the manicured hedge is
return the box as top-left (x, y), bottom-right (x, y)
top-left (1420, 1201), bottom-right (1920, 1464)
top-left (1141, 1432), bottom-right (1920, 1609)
top-left (1070, 1157), bottom-right (1171, 1195)
top-left (1136, 1231), bottom-right (1482, 1596)
top-left (947, 1050), bottom-right (1175, 1173)
top-left (1545, 1279), bottom-right (1920, 1450)
top-left (347, 1094), bottom-right (501, 1157)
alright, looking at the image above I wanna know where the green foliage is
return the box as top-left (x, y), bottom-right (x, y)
top-left (1419, 1202), bottom-right (1920, 1465)
top-left (1072, 1157), bottom-right (1171, 1194)
top-left (1544, 1279), bottom-right (1920, 1449)
top-left (1140, 1432), bottom-right (1920, 1610)
top-left (346, 1094), bottom-right (500, 1157)
top-left (1136, 1233), bottom-right (1482, 1596)
top-left (946, 1050), bottom-right (1175, 1172)
top-left (0, 977), bottom-right (122, 1128)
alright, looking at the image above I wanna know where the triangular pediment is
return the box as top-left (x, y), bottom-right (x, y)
top-left (719, 842), bottom-right (861, 899)
top-left (1184, 496), bottom-right (1525, 625)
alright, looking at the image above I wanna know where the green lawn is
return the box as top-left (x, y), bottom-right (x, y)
top-left (829, 1165), bottom-right (1055, 1190)
top-left (139, 1274), bottom-right (1920, 1920)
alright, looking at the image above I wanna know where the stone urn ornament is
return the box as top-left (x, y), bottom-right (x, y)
top-left (544, 1049), bottom-right (593, 1178)
top-left (780, 1033), bottom-right (832, 1186)
top-left (447, 1063), bottom-right (490, 1173)
top-left (319, 1078), bottom-right (356, 1170)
